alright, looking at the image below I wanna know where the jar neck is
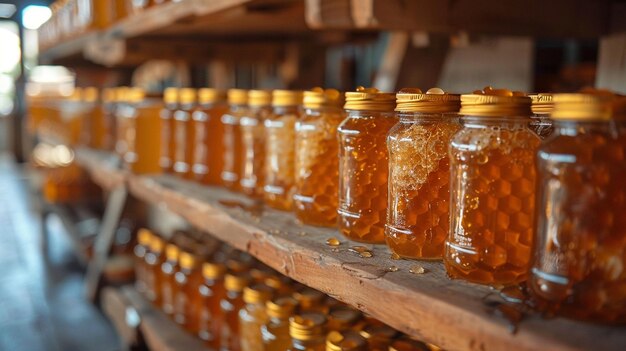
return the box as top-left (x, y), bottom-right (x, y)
top-left (551, 119), bottom-right (625, 136)
top-left (346, 109), bottom-right (395, 118)
top-left (397, 111), bottom-right (459, 122)
top-left (304, 106), bottom-right (343, 115)
top-left (273, 105), bottom-right (300, 115)
top-left (461, 115), bottom-right (530, 127)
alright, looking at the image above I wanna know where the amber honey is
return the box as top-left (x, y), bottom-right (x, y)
top-left (294, 88), bottom-right (345, 227)
top-left (145, 234), bottom-right (165, 305)
top-left (264, 90), bottom-right (304, 210)
top-left (530, 93), bottom-right (626, 323)
top-left (241, 90), bottom-right (272, 197)
top-left (173, 251), bottom-right (204, 334)
top-left (386, 88), bottom-right (461, 260)
top-left (161, 243), bottom-right (180, 316)
top-left (325, 330), bottom-right (367, 351)
top-left (239, 284), bottom-right (274, 351)
top-left (160, 87), bottom-right (179, 172)
top-left (288, 313), bottom-right (327, 351)
top-left (358, 322), bottom-right (398, 351)
top-left (529, 93), bottom-right (554, 139)
top-left (222, 89), bottom-right (249, 191)
top-left (445, 88), bottom-right (540, 286)
top-left (121, 88), bottom-right (162, 174)
top-left (198, 262), bottom-right (227, 347)
top-left (192, 89), bottom-right (228, 185)
top-left (220, 272), bottom-right (251, 351)
top-left (173, 88), bottom-right (197, 179)
top-left (102, 88), bottom-right (117, 152)
top-left (115, 87), bottom-right (131, 158)
top-left (134, 228), bottom-right (152, 294)
top-left (262, 297), bottom-right (297, 351)
top-left (338, 87), bottom-right (397, 243)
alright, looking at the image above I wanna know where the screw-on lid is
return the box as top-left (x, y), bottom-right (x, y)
top-left (137, 228), bottom-right (153, 246)
top-left (327, 306), bottom-right (362, 332)
top-left (551, 90), bottom-right (626, 121)
top-left (243, 283), bottom-right (274, 304)
top-left (179, 251), bottom-right (198, 270)
top-left (82, 87), bottom-right (99, 102)
top-left (202, 262), bottom-right (226, 279)
top-left (460, 86), bottom-right (531, 117)
top-left (528, 93), bottom-right (553, 115)
top-left (178, 88), bottom-right (197, 105)
top-left (227, 89), bottom-right (248, 105)
top-left (344, 86), bottom-right (396, 112)
top-left (395, 88), bottom-right (460, 113)
top-left (224, 272), bottom-right (250, 292)
top-left (198, 88), bottom-right (226, 104)
top-left (163, 87), bottom-right (179, 104)
top-left (266, 296), bottom-right (297, 319)
top-left (303, 87), bottom-right (343, 109)
top-left (248, 90), bottom-right (272, 107)
top-left (165, 244), bottom-right (180, 262)
top-left (149, 235), bottom-right (164, 253)
top-left (289, 313), bottom-right (327, 341)
top-left (272, 89), bottom-right (303, 107)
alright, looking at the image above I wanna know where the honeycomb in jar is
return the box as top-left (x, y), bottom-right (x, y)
top-left (264, 114), bottom-right (298, 210)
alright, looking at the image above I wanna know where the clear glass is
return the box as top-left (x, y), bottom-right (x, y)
top-left (174, 264), bottom-right (203, 334)
top-left (145, 247), bottom-right (164, 306)
top-left (337, 110), bottom-right (398, 243)
top-left (222, 104), bottom-right (249, 191)
top-left (198, 276), bottom-right (227, 348)
top-left (239, 301), bottom-right (269, 351)
top-left (386, 113), bottom-right (460, 259)
top-left (220, 290), bottom-right (245, 351)
top-left (160, 256), bottom-right (178, 316)
top-left (241, 105), bottom-right (272, 197)
top-left (159, 103), bottom-right (176, 172)
top-left (133, 242), bottom-right (148, 294)
top-left (264, 105), bottom-right (301, 210)
top-left (173, 103), bottom-right (196, 179)
top-left (529, 113), bottom-right (553, 139)
top-left (445, 116), bottom-right (540, 286)
top-left (262, 317), bottom-right (291, 351)
top-left (530, 120), bottom-right (626, 323)
top-left (294, 106), bottom-right (345, 227)
top-left (288, 338), bottom-right (325, 351)
top-left (192, 102), bottom-right (229, 185)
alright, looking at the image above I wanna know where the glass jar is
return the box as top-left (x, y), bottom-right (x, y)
top-left (239, 284), bottom-right (274, 351)
top-left (326, 305), bottom-right (362, 332)
top-left (240, 90), bottom-right (272, 197)
top-left (293, 287), bottom-right (326, 314)
top-left (326, 330), bottom-right (367, 351)
top-left (192, 89), bottom-right (228, 185)
top-left (530, 93), bottom-right (626, 323)
top-left (160, 87), bottom-right (178, 173)
top-left (294, 88), bottom-right (345, 227)
top-left (444, 88), bottom-right (540, 286)
top-left (123, 88), bottom-right (162, 174)
top-left (386, 88), bottom-right (461, 260)
top-left (222, 89), bottom-right (249, 191)
top-left (198, 262), bottom-right (227, 347)
top-left (174, 251), bottom-right (203, 334)
top-left (134, 228), bottom-right (152, 295)
top-left (220, 272), bottom-right (251, 351)
top-left (264, 90), bottom-right (304, 210)
top-left (338, 87), bottom-right (397, 243)
top-left (288, 313), bottom-right (327, 351)
top-left (173, 88), bottom-right (197, 179)
top-left (115, 86), bottom-right (131, 158)
top-left (262, 297), bottom-right (297, 351)
top-left (145, 234), bottom-right (165, 305)
top-left (529, 93), bottom-right (554, 139)
top-left (161, 243), bottom-right (180, 317)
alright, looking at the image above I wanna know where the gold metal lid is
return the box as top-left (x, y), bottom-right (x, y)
top-left (228, 89), bottom-right (248, 105)
top-left (272, 89), bottom-right (303, 107)
top-left (289, 313), bottom-right (327, 341)
top-left (388, 337), bottom-right (431, 351)
top-left (551, 91), bottom-right (626, 121)
top-left (115, 86), bottom-right (130, 102)
top-left (326, 331), bottom-right (368, 351)
top-left (294, 288), bottom-right (325, 310)
top-left (179, 251), bottom-right (198, 270)
top-left (178, 88), bottom-right (196, 105)
top-left (248, 90), bottom-right (272, 107)
top-left (266, 296), bottom-right (297, 319)
top-left (137, 228), bottom-right (153, 246)
top-left (327, 306), bottom-right (362, 332)
top-left (164, 87), bottom-right (179, 104)
top-left (165, 244), bottom-right (180, 262)
top-left (303, 87), bottom-right (344, 109)
top-left (127, 87), bottom-right (146, 103)
top-left (224, 273), bottom-right (250, 292)
top-left (529, 93), bottom-right (553, 115)
top-left (395, 88), bottom-right (460, 113)
top-left (202, 262), bottom-right (226, 279)
top-left (344, 86), bottom-right (395, 112)
top-left (460, 87), bottom-right (531, 117)
top-left (102, 88), bottom-right (115, 103)
top-left (149, 235), bottom-right (164, 253)
top-left (198, 88), bottom-right (226, 104)
top-left (82, 87), bottom-right (99, 102)
top-left (243, 283), bottom-right (274, 304)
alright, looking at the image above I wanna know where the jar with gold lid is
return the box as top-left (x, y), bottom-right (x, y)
top-left (220, 272), bottom-right (251, 351)
top-left (173, 88), bottom-right (197, 179)
top-left (239, 284), bottom-right (275, 351)
top-left (530, 92), bottom-right (626, 323)
top-left (114, 86), bottom-right (131, 158)
top-left (174, 250), bottom-right (203, 334)
top-left (386, 88), bottom-right (461, 260)
top-left (529, 93), bottom-right (554, 139)
top-left (326, 305), bottom-right (362, 332)
top-left (191, 88), bottom-right (228, 185)
top-left (294, 88), bottom-right (345, 227)
top-left (134, 228), bottom-right (153, 295)
top-left (262, 296), bottom-right (298, 351)
top-left (197, 261), bottom-right (227, 347)
top-left (337, 87), bottom-right (397, 243)
top-left (101, 88), bottom-right (117, 152)
top-left (444, 87), bottom-right (540, 286)
top-left (287, 313), bottom-right (327, 351)
top-left (293, 287), bottom-right (326, 314)
top-left (222, 89), bottom-right (249, 191)
top-left (161, 243), bottom-right (180, 317)
top-left (145, 234), bottom-right (165, 305)
top-left (241, 90), bottom-right (272, 197)
top-left (326, 330), bottom-right (368, 351)
top-left (123, 88), bottom-right (162, 174)
top-left (264, 90), bottom-right (303, 210)
top-left (160, 87), bottom-right (178, 172)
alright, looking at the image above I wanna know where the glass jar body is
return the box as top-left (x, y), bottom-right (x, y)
top-left (159, 104), bottom-right (177, 172)
top-left (294, 106), bottom-right (345, 227)
top-left (133, 244), bottom-right (148, 294)
top-left (198, 278), bottom-right (227, 347)
top-left (337, 110), bottom-right (398, 243)
top-left (192, 103), bottom-right (228, 185)
top-left (262, 318), bottom-right (291, 351)
top-left (530, 120), bottom-right (626, 323)
top-left (222, 104), bottom-right (249, 191)
top-left (220, 291), bottom-right (245, 351)
top-left (239, 302), bottom-right (269, 351)
top-left (145, 251), bottom-right (164, 305)
top-left (173, 103), bottom-right (195, 179)
top-left (444, 116), bottom-right (540, 286)
top-left (241, 105), bottom-right (272, 197)
top-left (529, 113), bottom-right (553, 139)
top-left (174, 266), bottom-right (203, 333)
top-left (160, 258), bottom-right (178, 316)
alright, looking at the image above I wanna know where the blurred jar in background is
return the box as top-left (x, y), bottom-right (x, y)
top-left (240, 90), bottom-right (272, 197)
top-left (222, 89), bottom-right (249, 191)
top-left (192, 89), bottom-right (228, 185)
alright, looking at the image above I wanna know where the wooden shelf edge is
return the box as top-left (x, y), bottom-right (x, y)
top-left (75, 148), bottom-right (127, 191)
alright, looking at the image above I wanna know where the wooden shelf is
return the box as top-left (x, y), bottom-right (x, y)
top-left (74, 148), bottom-right (126, 191)
top-left (75, 147), bottom-right (626, 351)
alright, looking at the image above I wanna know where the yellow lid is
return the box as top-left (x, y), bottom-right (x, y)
top-left (150, 235), bottom-right (164, 253)
top-left (164, 87), bottom-right (179, 105)
top-left (115, 86), bottom-right (130, 103)
top-left (294, 288), bottom-right (325, 310)
top-left (198, 88), bottom-right (226, 104)
top-left (265, 276), bottom-right (286, 291)
top-left (82, 87), bottom-right (99, 102)
top-left (344, 86), bottom-right (395, 112)
top-left (69, 87), bottom-right (82, 101)
top-left (551, 92), bottom-right (626, 121)
top-left (460, 87), bottom-right (531, 117)
top-left (243, 284), bottom-right (274, 304)
top-left (326, 330), bottom-right (368, 351)
top-left (165, 244), bottom-right (180, 261)
top-left (289, 313), bottom-right (327, 341)
top-left (248, 90), bottom-right (272, 107)
top-left (127, 87), bottom-right (146, 103)
top-left (179, 251), bottom-right (198, 270)
top-left (327, 306), bottom-right (362, 332)
top-left (202, 262), bottom-right (226, 279)
top-left (395, 88), bottom-right (460, 113)
top-left (272, 89), bottom-right (303, 107)
top-left (178, 88), bottom-right (196, 105)
top-left (529, 93), bottom-right (554, 115)
top-left (266, 297), bottom-right (297, 319)
top-left (224, 273), bottom-right (250, 292)
top-left (303, 87), bottom-right (344, 109)
top-left (388, 337), bottom-right (431, 351)
top-left (228, 89), bottom-right (248, 105)
top-left (137, 228), bottom-right (153, 246)
top-left (102, 88), bottom-right (115, 103)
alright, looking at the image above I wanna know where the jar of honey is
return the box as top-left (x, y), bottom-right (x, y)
top-left (124, 88), bottom-right (162, 174)
top-left (293, 287), bottom-right (326, 313)
top-left (529, 93), bottom-right (554, 139)
top-left (294, 88), bottom-right (345, 227)
top-left (160, 243), bottom-right (180, 316)
top-left (386, 88), bottom-right (461, 260)
top-left (326, 305), bottom-right (362, 332)
top-left (220, 272), bottom-right (251, 351)
top-left (222, 89), bottom-right (249, 191)
top-left (145, 234), bottom-right (165, 305)
top-left (115, 86), bottom-right (131, 158)
top-left (192, 88), bottom-right (228, 185)
top-left (134, 228), bottom-right (152, 294)
top-left (198, 262), bottom-right (227, 347)
top-left (338, 87), bottom-right (397, 243)
top-left (160, 87), bottom-right (179, 173)
top-left (240, 90), bottom-right (272, 197)
top-left (326, 330), bottom-right (368, 351)
top-left (288, 313), bottom-right (327, 351)
top-left (174, 251), bottom-right (203, 334)
top-left (262, 297), bottom-right (297, 351)
top-left (239, 284), bottom-right (275, 351)
top-left (173, 88), bottom-right (197, 179)
top-left (530, 93), bottom-right (626, 323)
top-left (444, 87), bottom-right (540, 286)
top-left (264, 90), bottom-right (303, 210)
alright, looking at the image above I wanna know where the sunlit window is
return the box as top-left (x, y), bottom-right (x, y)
top-left (22, 5), bottom-right (52, 30)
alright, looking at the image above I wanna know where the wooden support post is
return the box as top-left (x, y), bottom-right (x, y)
top-left (596, 33), bottom-right (626, 94)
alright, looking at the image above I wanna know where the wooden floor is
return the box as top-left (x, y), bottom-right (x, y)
top-left (0, 155), bottom-right (119, 351)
